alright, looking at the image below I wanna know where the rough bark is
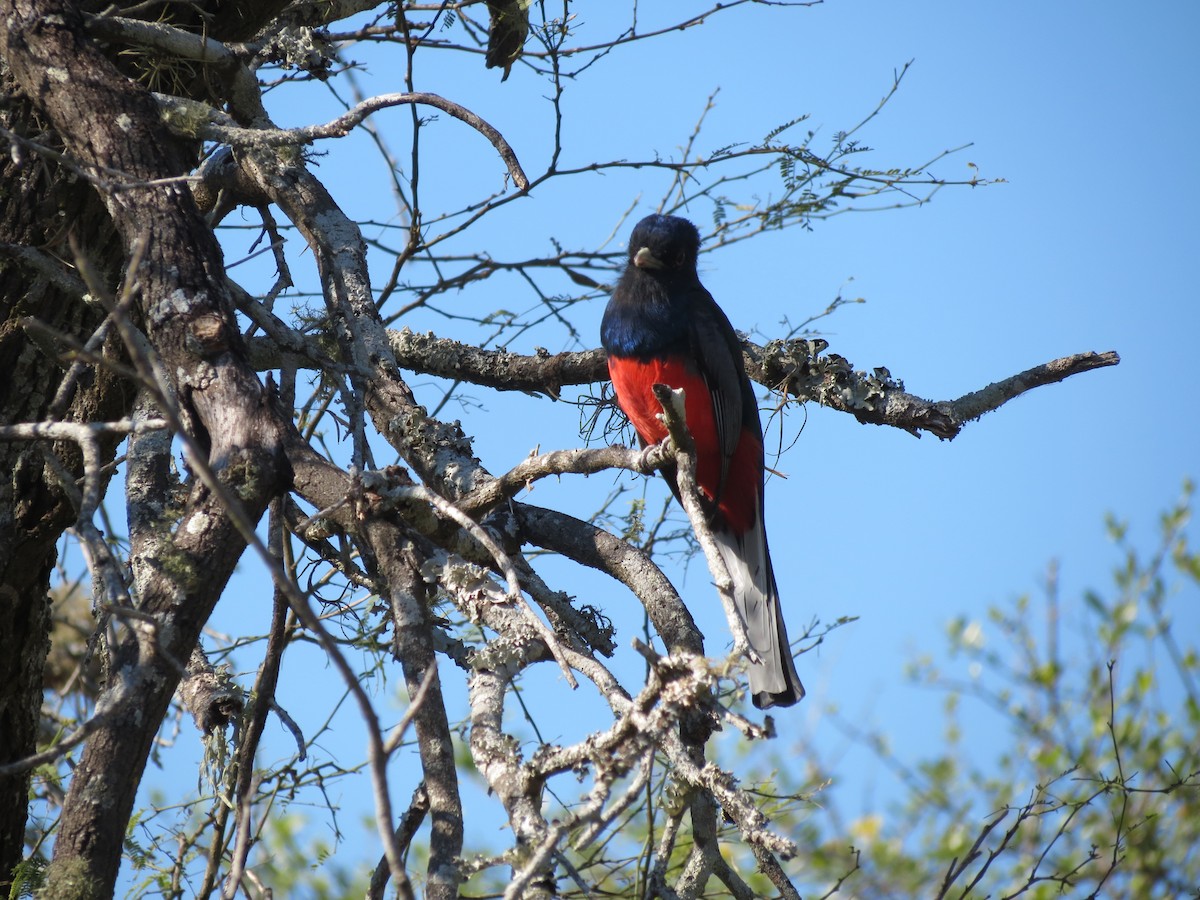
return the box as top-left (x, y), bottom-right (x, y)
top-left (0, 1), bottom-right (292, 894)
top-left (0, 66), bottom-right (131, 900)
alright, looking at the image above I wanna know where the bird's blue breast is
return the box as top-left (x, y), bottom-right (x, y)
top-left (601, 279), bottom-right (689, 360)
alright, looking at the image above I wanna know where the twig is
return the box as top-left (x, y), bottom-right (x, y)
top-left (935, 809), bottom-right (1010, 898)
top-left (0, 711), bottom-right (112, 776)
top-left (457, 441), bottom-right (671, 516)
top-left (949, 351), bottom-right (1122, 426)
top-left (154, 91), bottom-right (529, 190)
top-left (650, 383), bottom-right (756, 665)
top-left (367, 783), bottom-right (429, 900)
top-left (383, 663), bottom-right (439, 755)
top-left (504, 822), bottom-right (570, 900)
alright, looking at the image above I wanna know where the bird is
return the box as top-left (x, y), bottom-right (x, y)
top-left (600, 214), bottom-right (805, 709)
top-left (485, 0), bottom-right (530, 81)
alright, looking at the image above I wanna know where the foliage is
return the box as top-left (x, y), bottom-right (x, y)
top-left (786, 482), bottom-right (1200, 898)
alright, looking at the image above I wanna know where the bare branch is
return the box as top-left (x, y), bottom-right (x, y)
top-left (155, 91), bottom-right (529, 190)
top-left (752, 340), bottom-right (1122, 439)
top-left (457, 442), bottom-right (669, 516)
top-left (949, 351), bottom-right (1122, 425)
top-left (515, 503), bottom-right (703, 658)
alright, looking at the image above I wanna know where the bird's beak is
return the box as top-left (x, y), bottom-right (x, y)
top-left (633, 246), bottom-right (664, 270)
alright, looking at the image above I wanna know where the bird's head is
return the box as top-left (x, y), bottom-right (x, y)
top-left (626, 215), bottom-right (701, 274)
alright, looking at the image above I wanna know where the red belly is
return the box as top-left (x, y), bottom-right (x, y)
top-left (608, 356), bottom-right (761, 533)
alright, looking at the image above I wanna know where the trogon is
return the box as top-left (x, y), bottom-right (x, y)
top-left (601, 214), bottom-right (805, 709)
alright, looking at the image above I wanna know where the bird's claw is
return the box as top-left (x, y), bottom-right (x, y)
top-left (638, 440), bottom-right (668, 471)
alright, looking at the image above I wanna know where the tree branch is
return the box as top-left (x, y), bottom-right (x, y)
top-left (749, 339), bottom-right (1121, 440)
top-left (156, 90), bottom-right (529, 190)
top-left (245, 326), bottom-right (1120, 444)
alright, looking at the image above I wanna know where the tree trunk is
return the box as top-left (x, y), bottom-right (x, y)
top-left (0, 83), bottom-right (132, 900)
top-left (0, 1), bottom-right (293, 893)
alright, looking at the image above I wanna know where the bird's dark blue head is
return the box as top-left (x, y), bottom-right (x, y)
top-left (602, 215), bottom-right (706, 359)
top-left (625, 215), bottom-right (702, 277)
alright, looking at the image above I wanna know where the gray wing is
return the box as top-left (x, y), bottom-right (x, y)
top-left (688, 288), bottom-right (748, 503)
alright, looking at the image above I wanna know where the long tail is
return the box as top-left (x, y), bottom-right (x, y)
top-left (711, 515), bottom-right (805, 709)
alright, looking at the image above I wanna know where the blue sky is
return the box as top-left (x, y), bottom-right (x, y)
top-left (112, 0), bottom-right (1200, 889)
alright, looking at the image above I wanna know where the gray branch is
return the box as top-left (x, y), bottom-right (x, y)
top-left (245, 326), bottom-right (1120, 441)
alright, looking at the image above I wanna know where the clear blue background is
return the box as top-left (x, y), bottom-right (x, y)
top-left (117, 0), bottom-right (1200, 888)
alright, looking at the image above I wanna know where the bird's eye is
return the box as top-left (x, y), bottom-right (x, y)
top-left (672, 249), bottom-right (686, 266)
